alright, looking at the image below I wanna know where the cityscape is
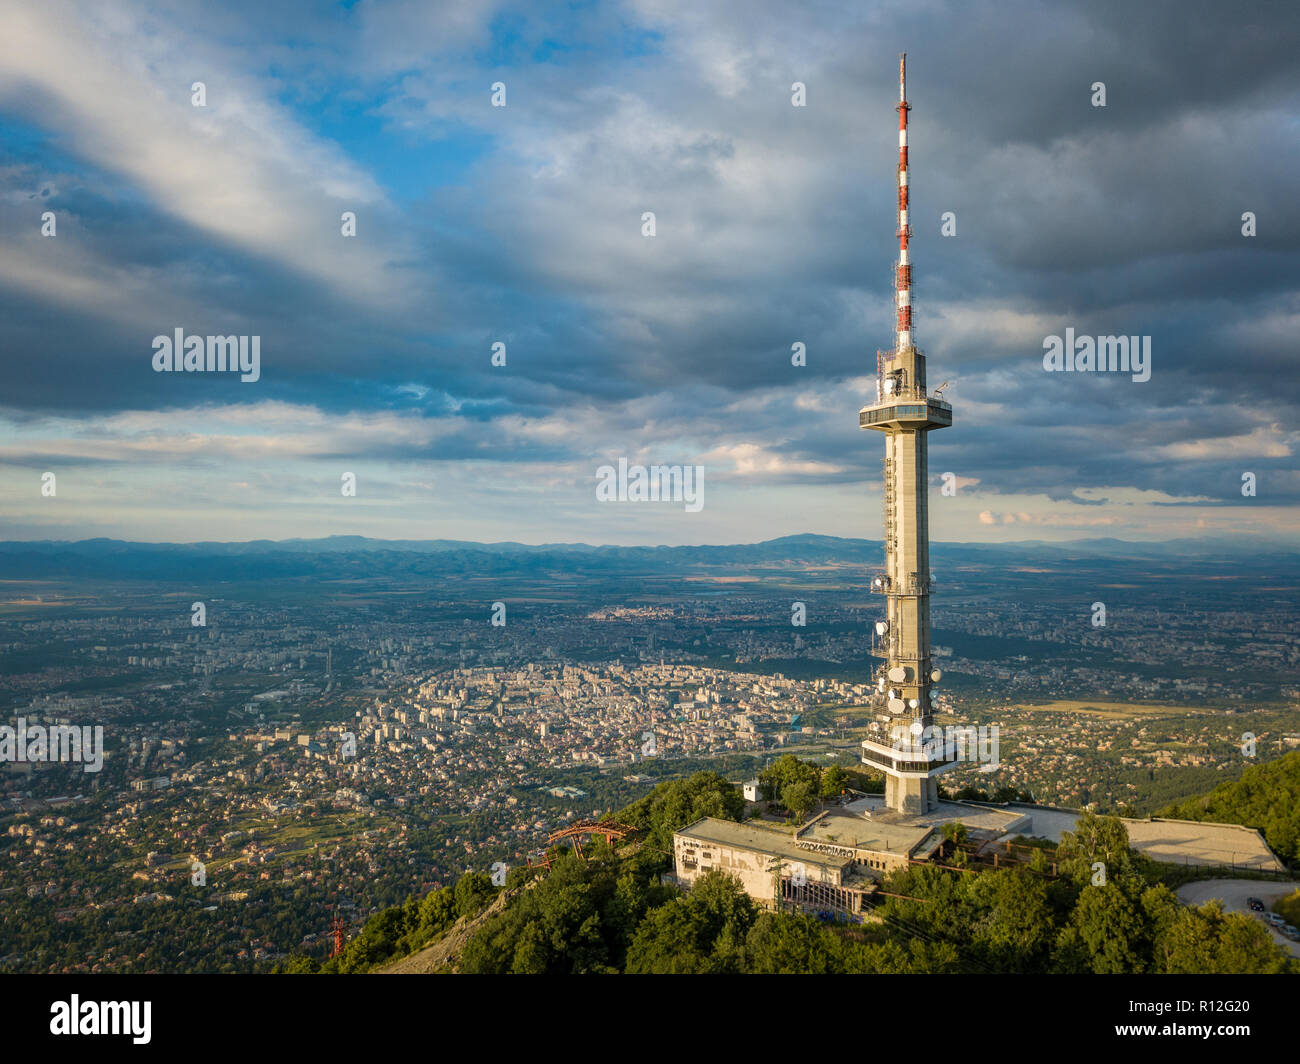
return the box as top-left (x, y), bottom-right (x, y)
top-left (2, 536), bottom-right (1297, 972)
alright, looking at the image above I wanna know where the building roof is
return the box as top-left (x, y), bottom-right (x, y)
top-left (796, 809), bottom-right (933, 856)
top-left (675, 817), bottom-right (850, 872)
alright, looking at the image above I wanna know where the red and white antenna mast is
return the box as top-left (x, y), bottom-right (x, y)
top-left (895, 52), bottom-right (912, 354)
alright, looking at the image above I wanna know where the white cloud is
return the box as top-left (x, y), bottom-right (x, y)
top-left (1151, 425), bottom-right (1293, 462)
top-left (0, 1), bottom-right (404, 305)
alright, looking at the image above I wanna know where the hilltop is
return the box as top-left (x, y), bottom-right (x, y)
top-left (279, 763), bottom-right (1297, 976)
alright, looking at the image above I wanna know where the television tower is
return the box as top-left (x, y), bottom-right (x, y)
top-left (860, 54), bottom-right (957, 815)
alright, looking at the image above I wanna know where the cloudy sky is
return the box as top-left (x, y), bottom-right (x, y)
top-left (0, 0), bottom-right (1296, 546)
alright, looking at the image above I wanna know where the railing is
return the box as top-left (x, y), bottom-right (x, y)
top-left (860, 744), bottom-right (958, 774)
top-left (868, 572), bottom-right (931, 595)
top-left (780, 877), bottom-right (866, 920)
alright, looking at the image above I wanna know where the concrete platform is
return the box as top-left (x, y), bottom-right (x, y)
top-left (798, 808), bottom-right (930, 857)
top-left (1124, 818), bottom-right (1284, 872)
top-left (844, 795), bottom-right (1032, 836)
top-left (978, 802), bottom-right (1285, 872)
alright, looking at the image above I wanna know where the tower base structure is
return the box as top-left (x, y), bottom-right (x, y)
top-left (886, 773), bottom-right (938, 816)
top-left (861, 732), bottom-right (960, 816)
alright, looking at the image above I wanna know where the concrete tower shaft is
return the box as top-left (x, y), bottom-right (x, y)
top-left (883, 425), bottom-right (932, 713)
top-left (866, 346), bottom-right (947, 729)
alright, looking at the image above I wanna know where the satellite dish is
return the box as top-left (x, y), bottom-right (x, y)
top-left (887, 666), bottom-right (908, 683)
top-left (907, 698), bottom-right (919, 710)
top-left (875, 621), bottom-right (889, 636)
top-left (930, 669), bottom-right (942, 683)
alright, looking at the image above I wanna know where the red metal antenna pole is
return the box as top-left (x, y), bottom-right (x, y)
top-left (330, 914), bottom-right (344, 958)
top-left (895, 52), bottom-right (912, 353)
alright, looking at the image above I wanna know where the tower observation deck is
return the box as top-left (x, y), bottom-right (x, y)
top-left (860, 54), bottom-right (960, 814)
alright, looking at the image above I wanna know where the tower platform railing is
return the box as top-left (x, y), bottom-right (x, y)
top-left (867, 384), bottom-right (948, 406)
top-left (868, 573), bottom-right (931, 596)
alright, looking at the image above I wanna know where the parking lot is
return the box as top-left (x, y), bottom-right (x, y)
top-left (1176, 879), bottom-right (1300, 959)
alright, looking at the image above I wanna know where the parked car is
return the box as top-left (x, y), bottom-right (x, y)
top-left (1247, 897), bottom-right (1265, 912)
top-left (1263, 912), bottom-right (1286, 926)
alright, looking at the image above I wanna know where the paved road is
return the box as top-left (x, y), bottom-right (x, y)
top-left (1177, 879), bottom-right (1300, 959)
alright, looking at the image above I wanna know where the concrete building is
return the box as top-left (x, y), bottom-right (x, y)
top-left (673, 817), bottom-right (873, 913)
top-left (673, 797), bottom-right (1035, 914)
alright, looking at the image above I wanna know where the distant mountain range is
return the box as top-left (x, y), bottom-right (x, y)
top-left (0, 533), bottom-right (1293, 582)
